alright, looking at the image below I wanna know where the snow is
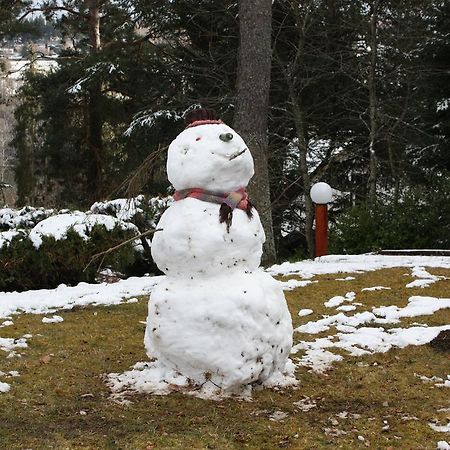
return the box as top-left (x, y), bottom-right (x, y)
top-left (269, 411), bottom-right (289, 422)
top-left (0, 382), bottom-right (11, 393)
top-left (298, 309), bottom-right (313, 317)
top-left (297, 348), bottom-right (343, 373)
top-left (145, 271), bottom-right (294, 392)
top-left (0, 206), bottom-right (54, 230)
top-left (361, 286), bottom-right (391, 291)
top-left (416, 374), bottom-right (450, 388)
top-left (405, 266), bottom-right (444, 289)
top-left (125, 109), bottom-right (183, 136)
top-left (0, 249), bottom-right (448, 396)
top-left (437, 441), bottom-right (450, 449)
top-left (296, 310), bottom-right (381, 335)
top-left (293, 324), bottom-right (450, 372)
top-left (0, 230), bottom-right (24, 248)
top-left (6, 59), bottom-right (57, 81)
top-left (268, 254), bottom-right (450, 278)
top-left (29, 212), bottom-right (138, 248)
top-left (90, 195), bottom-right (171, 226)
top-left (67, 62), bottom-right (123, 95)
top-left (139, 120), bottom-right (296, 395)
top-left (336, 305), bottom-right (357, 312)
top-left (373, 296), bottom-right (450, 322)
top-left (324, 292), bottom-right (356, 308)
top-left (42, 315), bottom-right (64, 324)
top-left (91, 197), bottom-right (143, 221)
top-left (0, 335), bottom-right (29, 354)
top-left (0, 276), bottom-right (162, 319)
top-left (280, 279), bottom-right (317, 290)
top-left (336, 276), bottom-right (355, 281)
top-left (430, 423), bottom-right (450, 433)
top-left (293, 396), bottom-right (317, 411)
top-left (292, 290), bottom-right (450, 372)
top-left (107, 360), bottom-right (190, 397)
top-left (407, 279), bottom-right (436, 288)
top-left (167, 123), bottom-right (254, 192)
top-left (437, 99), bottom-right (449, 112)
top-left (151, 199), bottom-right (264, 277)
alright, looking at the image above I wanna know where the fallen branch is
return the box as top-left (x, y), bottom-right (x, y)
top-left (84, 228), bottom-right (162, 273)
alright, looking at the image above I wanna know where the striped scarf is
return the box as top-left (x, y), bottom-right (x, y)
top-left (173, 187), bottom-right (253, 232)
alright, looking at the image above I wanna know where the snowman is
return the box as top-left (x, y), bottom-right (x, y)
top-left (145, 108), bottom-right (295, 394)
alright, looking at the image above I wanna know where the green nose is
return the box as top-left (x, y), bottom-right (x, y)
top-left (219, 133), bottom-right (233, 142)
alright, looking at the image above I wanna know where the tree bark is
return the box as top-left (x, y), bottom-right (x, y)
top-left (233, 0), bottom-right (276, 265)
top-left (367, 0), bottom-right (379, 202)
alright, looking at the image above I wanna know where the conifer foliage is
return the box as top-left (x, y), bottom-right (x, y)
top-left (8, 0), bottom-right (450, 256)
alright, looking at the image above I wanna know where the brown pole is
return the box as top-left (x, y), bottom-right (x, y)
top-left (315, 204), bottom-right (328, 257)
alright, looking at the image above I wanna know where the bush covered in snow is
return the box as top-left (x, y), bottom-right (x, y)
top-left (0, 196), bottom-right (170, 291)
top-left (0, 206), bottom-right (55, 231)
top-left (0, 224), bottom-right (138, 291)
top-left (90, 195), bottom-right (171, 229)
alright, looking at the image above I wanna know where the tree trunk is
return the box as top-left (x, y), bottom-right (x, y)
top-left (87, 0), bottom-right (103, 201)
top-left (233, 0), bottom-right (276, 265)
top-left (367, 0), bottom-right (379, 202)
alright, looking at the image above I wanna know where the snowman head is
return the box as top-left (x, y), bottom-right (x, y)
top-left (167, 109), bottom-right (254, 192)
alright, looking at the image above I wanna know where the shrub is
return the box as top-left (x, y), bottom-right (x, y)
top-left (330, 181), bottom-right (450, 254)
top-left (0, 225), bottom-right (138, 292)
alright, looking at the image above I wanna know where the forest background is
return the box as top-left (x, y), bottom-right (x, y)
top-left (0, 0), bottom-right (449, 265)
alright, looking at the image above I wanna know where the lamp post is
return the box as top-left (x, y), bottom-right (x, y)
top-left (310, 182), bottom-right (333, 258)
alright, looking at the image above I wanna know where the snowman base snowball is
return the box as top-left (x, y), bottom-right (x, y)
top-left (144, 270), bottom-right (294, 392)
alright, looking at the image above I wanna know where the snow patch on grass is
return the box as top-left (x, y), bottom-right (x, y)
top-left (42, 315), bottom-right (64, 324)
top-left (361, 286), bottom-right (391, 291)
top-left (0, 381), bottom-right (11, 393)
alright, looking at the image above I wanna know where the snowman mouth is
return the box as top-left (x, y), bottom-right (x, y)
top-left (228, 148), bottom-right (247, 161)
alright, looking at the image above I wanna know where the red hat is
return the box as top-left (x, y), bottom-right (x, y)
top-left (185, 108), bottom-right (224, 128)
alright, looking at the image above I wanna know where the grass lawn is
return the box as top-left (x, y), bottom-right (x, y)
top-left (0, 267), bottom-right (449, 449)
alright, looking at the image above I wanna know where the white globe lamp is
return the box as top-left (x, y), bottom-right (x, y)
top-left (310, 182), bottom-right (333, 204)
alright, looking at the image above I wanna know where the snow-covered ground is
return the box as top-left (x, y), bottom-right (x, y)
top-left (268, 254), bottom-right (450, 277)
top-left (0, 275), bottom-right (162, 319)
top-left (1, 253), bottom-right (447, 320)
top-left (1, 254), bottom-right (449, 403)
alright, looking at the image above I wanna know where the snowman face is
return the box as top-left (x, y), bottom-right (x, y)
top-left (167, 123), bottom-right (254, 192)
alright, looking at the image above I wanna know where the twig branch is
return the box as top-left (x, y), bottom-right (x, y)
top-left (83, 228), bottom-right (162, 273)
top-left (18, 6), bottom-right (88, 21)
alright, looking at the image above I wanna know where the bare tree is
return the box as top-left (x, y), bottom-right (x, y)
top-left (233, 0), bottom-right (276, 264)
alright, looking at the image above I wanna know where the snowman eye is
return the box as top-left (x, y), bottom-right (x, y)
top-left (219, 133), bottom-right (233, 142)
top-left (196, 137), bottom-right (202, 141)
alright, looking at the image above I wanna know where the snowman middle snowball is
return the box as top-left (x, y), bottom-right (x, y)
top-left (146, 110), bottom-right (294, 392)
